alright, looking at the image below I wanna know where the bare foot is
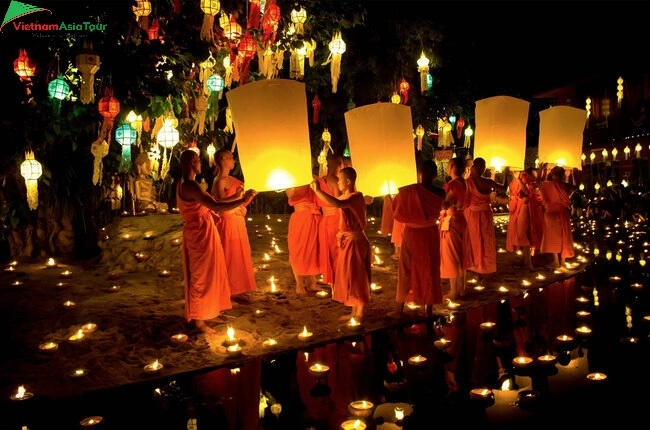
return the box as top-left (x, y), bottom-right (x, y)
top-left (195, 320), bottom-right (216, 334)
top-left (295, 287), bottom-right (307, 297)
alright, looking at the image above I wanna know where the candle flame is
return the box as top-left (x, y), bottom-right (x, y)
top-left (153, 359), bottom-right (160, 368)
top-left (501, 378), bottom-right (512, 391)
top-left (16, 386), bottom-right (25, 398)
top-left (227, 326), bottom-right (235, 340)
top-left (301, 326), bottom-right (309, 336)
top-left (353, 419), bottom-right (362, 428)
top-left (264, 253), bottom-right (270, 261)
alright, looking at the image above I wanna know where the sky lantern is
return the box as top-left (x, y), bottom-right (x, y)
top-left (416, 51), bottom-right (429, 94)
top-left (225, 79), bottom-right (313, 191)
top-left (115, 123), bottom-right (137, 173)
top-left (98, 88), bottom-right (120, 143)
top-left (132, 0), bottom-right (151, 29)
top-left (326, 31), bottom-right (346, 93)
top-left (290, 5), bottom-right (307, 35)
top-left (200, 0), bottom-right (221, 41)
top-left (20, 150), bottom-right (42, 211)
top-left (538, 106), bottom-right (586, 169)
top-left (75, 42), bottom-right (100, 104)
top-left (399, 78), bottom-right (410, 104)
top-left (474, 96), bottom-right (529, 171)
top-left (344, 103), bottom-right (417, 197)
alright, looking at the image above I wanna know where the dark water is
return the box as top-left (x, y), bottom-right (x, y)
top-left (3, 261), bottom-right (649, 429)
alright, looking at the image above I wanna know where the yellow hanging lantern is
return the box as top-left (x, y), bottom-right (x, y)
top-left (601, 148), bottom-right (608, 161)
top-left (415, 124), bottom-right (425, 151)
top-left (126, 110), bottom-right (143, 147)
top-left (581, 153), bottom-right (586, 166)
top-left (624, 145), bottom-right (630, 160)
top-left (192, 93), bottom-right (209, 136)
top-left (75, 42), bottom-right (100, 104)
top-left (324, 31), bottom-right (345, 93)
top-left (416, 51), bottom-right (430, 95)
top-left (611, 147), bottom-right (618, 160)
top-left (206, 143), bottom-right (216, 167)
top-left (635, 142), bottom-right (642, 158)
top-left (464, 125), bottom-right (473, 148)
top-left (91, 138), bottom-right (109, 186)
top-left (20, 150), bottom-right (42, 210)
top-left (390, 92), bottom-right (401, 104)
top-left (585, 97), bottom-right (591, 117)
top-left (589, 152), bottom-right (595, 162)
top-left (223, 56), bottom-right (233, 88)
top-left (290, 6), bottom-right (307, 35)
top-left (616, 76), bottom-right (624, 105)
top-left (132, 0), bottom-right (152, 29)
top-left (157, 119), bottom-right (180, 179)
top-left (200, 0), bottom-right (221, 41)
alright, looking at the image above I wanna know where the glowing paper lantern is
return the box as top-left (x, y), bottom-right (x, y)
top-left (223, 16), bottom-right (242, 42)
top-left (585, 97), bottom-right (592, 117)
top-left (206, 74), bottom-right (224, 93)
top-left (147, 18), bottom-right (160, 40)
top-left (237, 32), bottom-right (257, 84)
top-left (132, 0), bottom-right (151, 29)
top-left (290, 6), bottom-right (307, 35)
top-left (207, 142), bottom-right (216, 167)
top-left (20, 150), bottom-right (42, 210)
top-left (75, 42), bottom-right (100, 104)
top-left (390, 92), bottom-right (401, 104)
top-left (616, 76), bottom-right (624, 105)
top-left (225, 79), bottom-right (313, 191)
top-left (326, 31), bottom-right (346, 93)
top-left (98, 88), bottom-right (120, 143)
top-left (415, 124), bottom-right (425, 151)
top-left (538, 106), bottom-right (587, 169)
top-left (416, 51), bottom-right (429, 95)
top-left (48, 75), bottom-right (70, 100)
top-left (261, 0), bottom-right (281, 46)
top-left (399, 78), bottom-right (410, 104)
top-left (344, 103), bottom-right (417, 197)
top-left (14, 48), bottom-right (35, 81)
top-left (115, 123), bottom-right (137, 173)
top-left (474, 96), bottom-right (529, 171)
top-left (200, 0), bottom-right (221, 41)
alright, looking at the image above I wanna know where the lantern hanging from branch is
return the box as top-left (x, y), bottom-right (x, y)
top-left (157, 119), bottom-right (180, 179)
top-left (192, 93), bottom-right (209, 135)
top-left (415, 124), bottom-right (425, 151)
top-left (75, 42), bottom-right (100, 104)
top-left (98, 88), bottom-right (120, 144)
top-left (455, 117), bottom-right (465, 139)
top-left (115, 123), bottom-right (137, 174)
top-left (399, 78), bottom-right (410, 104)
top-left (290, 6), bottom-right (307, 35)
top-left (324, 31), bottom-right (346, 93)
top-left (416, 51), bottom-right (429, 95)
top-left (207, 142), bottom-right (216, 167)
top-left (20, 150), bottom-right (42, 211)
top-left (126, 110), bottom-right (143, 147)
top-left (14, 48), bottom-right (36, 97)
top-left (91, 137), bottom-right (109, 186)
top-left (48, 75), bottom-right (70, 100)
top-left (247, 0), bottom-right (261, 29)
top-left (464, 125), bottom-right (473, 148)
top-left (616, 76), bottom-right (624, 106)
top-left (224, 106), bottom-right (234, 133)
top-left (200, 0), bottom-right (221, 41)
top-left (147, 18), bottom-right (160, 40)
top-left (261, 0), bottom-right (281, 47)
top-left (538, 106), bottom-right (587, 168)
top-left (237, 31), bottom-right (257, 84)
top-left (132, 0), bottom-right (151, 29)
top-left (311, 94), bottom-right (321, 124)
top-left (390, 92), bottom-right (401, 104)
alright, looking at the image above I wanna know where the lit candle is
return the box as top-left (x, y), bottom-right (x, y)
top-left (11, 280), bottom-right (23, 287)
top-left (60, 270), bottom-right (72, 279)
top-left (263, 253), bottom-right (271, 261)
top-left (262, 338), bottom-right (277, 348)
top-left (394, 406), bottom-right (405, 421)
top-left (480, 321), bottom-right (496, 331)
top-left (536, 273), bottom-right (546, 280)
top-left (134, 252), bottom-right (148, 262)
top-left (298, 326), bottom-right (313, 340)
top-left (254, 309), bottom-right (265, 316)
top-left (521, 280), bottom-right (531, 287)
top-left (122, 233), bottom-right (132, 241)
top-left (170, 238), bottom-right (182, 246)
top-left (80, 416), bottom-right (104, 427)
top-left (370, 283), bottom-right (383, 293)
top-left (225, 326), bottom-right (239, 346)
top-left (5, 266), bottom-right (15, 272)
top-left (159, 270), bottom-right (171, 277)
top-left (10, 386), bottom-right (33, 401)
top-left (346, 317), bottom-right (362, 330)
top-left (70, 368), bottom-right (88, 378)
top-left (316, 290), bottom-right (329, 298)
top-left (144, 359), bottom-right (163, 372)
top-left (575, 296), bottom-right (589, 303)
top-left (348, 400), bottom-right (374, 418)
top-left (106, 285), bottom-right (121, 293)
top-left (226, 344), bottom-right (243, 357)
top-left (474, 285), bottom-right (485, 292)
top-left (56, 281), bottom-right (70, 288)
top-left (170, 333), bottom-right (188, 343)
top-left (631, 283), bottom-right (643, 290)
top-left (158, 208), bottom-right (168, 215)
top-left (512, 356), bottom-right (533, 367)
top-left (434, 338), bottom-right (452, 350)
top-left (470, 388), bottom-right (494, 401)
top-left (576, 310), bottom-right (591, 318)
top-left (609, 276), bottom-right (621, 283)
top-left (259, 263), bottom-right (270, 271)
top-left (536, 354), bottom-right (557, 366)
top-left (38, 341), bottom-right (59, 352)
top-left (408, 354), bottom-right (427, 366)
top-left (340, 419), bottom-right (366, 430)
top-left (586, 372), bottom-right (607, 381)
top-left (575, 326), bottom-right (592, 335)
top-left (81, 323), bottom-right (97, 333)
top-left (62, 300), bottom-right (76, 308)
top-left (69, 329), bottom-right (85, 342)
top-left (308, 363), bottom-right (330, 379)
top-left (9, 260), bottom-right (18, 266)
top-left (447, 301), bottom-right (460, 309)
top-left (46, 258), bottom-right (57, 268)
top-left (498, 286), bottom-right (509, 293)
top-left (556, 334), bottom-right (574, 343)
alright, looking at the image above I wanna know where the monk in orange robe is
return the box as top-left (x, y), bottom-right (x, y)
top-left (506, 168), bottom-right (544, 269)
top-left (316, 153), bottom-right (343, 286)
top-left (540, 165), bottom-right (576, 269)
top-left (440, 157), bottom-right (471, 301)
top-left (311, 167), bottom-right (371, 321)
top-left (286, 178), bottom-right (322, 296)
top-left (211, 149), bottom-right (257, 303)
top-left (390, 160), bottom-right (445, 317)
top-left (464, 157), bottom-right (507, 276)
top-left (176, 150), bottom-right (255, 333)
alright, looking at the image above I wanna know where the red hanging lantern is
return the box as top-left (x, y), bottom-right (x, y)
top-left (237, 32), bottom-right (257, 84)
top-left (147, 18), bottom-right (160, 40)
top-left (98, 88), bottom-right (121, 143)
top-left (455, 117), bottom-right (465, 139)
top-left (14, 49), bottom-right (36, 81)
top-left (247, 0), bottom-right (261, 29)
top-left (311, 94), bottom-right (321, 124)
top-left (261, 0), bottom-right (281, 47)
top-left (399, 78), bottom-right (410, 104)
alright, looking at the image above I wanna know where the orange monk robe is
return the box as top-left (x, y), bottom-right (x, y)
top-left (176, 181), bottom-right (232, 322)
top-left (393, 184), bottom-right (444, 305)
top-left (391, 219), bottom-right (405, 249)
top-left (464, 177), bottom-right (496, 274)
top-left (287, 183), bottom-right (322, 276)
top-left (440, 177), bottom-right (472, 278)
top-left (333, 192), bottom-right (371, 307)
top-left (505, 178), bottom-right (525, 252)
top-left (213, 177), bottom-right (257, 296)
top-left (539, 181), bottom-right (575, 259)
top-left (380, 194), bottom-right (394, 236)
top-left (528, 187), bottom-right (545, 251)
top-left (316, 176), bottom-right (340, 284)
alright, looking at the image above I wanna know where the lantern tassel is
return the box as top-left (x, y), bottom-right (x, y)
top-left (192, 94), bottom-right (208, 136)
top-left (224, 106), bottom-right (234, 133)
top-left (330, 54), bottom-right (341, 93)
top-left (200, 14), bottom-right (214, 41)
top-left (26, 180), bottom-right (38, 211)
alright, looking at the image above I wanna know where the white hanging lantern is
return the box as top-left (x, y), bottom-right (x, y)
top-left (416, 51), bottom-right (430, 95)
top-left (290, 6), bottom-right (307, 35)
top-left (157, 119), bottom-right (179, 179)
top-left (325, 31), bottom-right (346, 93)
top-left (20, 150), bottom-right (42, 210)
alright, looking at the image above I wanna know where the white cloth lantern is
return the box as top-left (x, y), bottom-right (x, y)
top-left (20, 150), bottom-right (42, 210)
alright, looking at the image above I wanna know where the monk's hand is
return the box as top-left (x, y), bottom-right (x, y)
top-left (513, 170), bottom-right (520, 179)
top-left (310, 180), bottom-right (320, 192)
top-left (235, 185), bottom-right (245, 198)
top-left (243, 189), bottom-right (256, 204)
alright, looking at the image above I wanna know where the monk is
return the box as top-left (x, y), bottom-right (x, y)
top-left (311, 167), bottom-right (371, 321)
top-left (440, 156), bottom-right (471, 301)
top-left (210, 148), bottom-right (257, 303)
top-left (465, 157), bottom-right (507, 277)
top-left (540, 165), bottom-right (576, 269)
top-left (390, 160), bottom-right (446, 317)
top-left (316, 153), bottom-right (343, 287)
top-left (286, 173), bottom-right (322, 296)
top-left (177, 149), bottom-right (255, 333)
top-left (506, 167), bottom-right (544, 269)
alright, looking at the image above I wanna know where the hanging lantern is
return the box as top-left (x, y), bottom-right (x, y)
top-left (75, 42), bottom-right (100, 104)
top-left (261, 0), bottom-right (281, 47)
top-left (115, 123), bottom-right (137, 174)
top-left (325, 31), bottom-right (346, 93)
top-left (585, 97), bottom-right (592, 117)
top-left (611, 147), bottom-right (618, 160)
top-left (98, 88), bottom-right (120, 143)
top-left (207, 142), bottom-right (216, 167)
top-left (455, 117), bottom-right (465, 139)
top-left (399, 78), bottom-right (410, 104)
top-left (426, 73), bottom-right (433, 93)
top-left (390, 92), bottom-right (401, 104)
top-left (319, 128), bottom-right (333, 176)
top-left (616, 76), bottom-right (624, 105)
top-left (192, 94), bottom-right (209, 135)
top-left (590, 152), bottom-right (596, 162)
top-left (247, 0), bottom-right (261, 29)
top-left (14, 49), bottom-right (36, 81)
top-left (464, 125), bottom-right (473, 148)
top-left (635, 142), bottom-right (642, 158)
top-left (415, 124), bottom-right (425, 151)
top-left (219, 11), bottom-right (230, 29)
top-left (48, 75), bottom-right (70, 100)
top-left (311, 94), bottom-right (321, 124)
top-left (126, 111), bottom-right (144, 147)
top-left (581, 153), bottom-right (586, 166)
top-left (132, 0), bottom-right (152, 29)
top-left (416, 51), bottom-right (429, 95)
top-left (237, 32), bottom-right (257, 84)
top-left (223, 15), bottom-right (242, 42)
top-left (624, 145), bottom-right (630, 160)
top-left (290, 6), bottom-right (307, 35)
top-left (601, 148), bottom-right (608, 161)
top-left (20, 150), bottom-right (42, 211)
top-left (200, 0), bottom-right (221, 41)
top-left (207, 74), bottom-right (224, 93)
top-left (147, 18), bottom-right (160, 40)
top-left (157, 119), bottom-right (179, 179)
top-left (91, 138), bottom-right (109, 186)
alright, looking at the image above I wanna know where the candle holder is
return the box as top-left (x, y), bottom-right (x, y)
top-left (106, 285), bottom-right (121, 293)
top-left (144, 360), bottom-right (163, 372)
top-left (348, 400), bottom-right (374, 419)
top-left (434, 338), bottom-right (452, 350)
top-left (38, 341), bottom-right (59, 353)
top-left (262, 338), bottom-right (278, 348)
top-left (81, 323), bottom-right (97, 334)
top-left (70, 368), bottom-right (88, 379)
top-left (308, 363), bottom-right (330, 379)
top-left (340, 419), bottom-right (366, 430)
top-left (586, 372), bottom-right (607, 382)
top-left (80, 416), bottom-right (104, 427)
top-left (470, 388), bottom-right (495, 404)
top-left (298, 327), bottom-right (313, 340)
top-left (517, 390), bottom-right (541, 409)
top-left (407, 355), bottom-right (427, 366)
top-left (512, 356), bottom-right (533, 368)
top-left (170, 333), bottom-right (188, 343)
top-left (60, 270), bottom-right (72, 279)
top-left (226, 344), bottom-right (243, 357)
top-left (158, 270), bottom-right (172, 278)
top-left (536, 354), bottom-right (558, 367)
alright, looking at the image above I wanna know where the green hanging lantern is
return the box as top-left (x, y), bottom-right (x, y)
top-left (206, 73), bottom-right (224, 93)
top-left (48, 76), bottom-right (70, 100)
top-left (115, 123), bottom-right (137, 173)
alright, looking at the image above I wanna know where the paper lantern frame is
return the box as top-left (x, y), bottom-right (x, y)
top-left (48, 77), bottom-right (70, 101)
top-left (115, 123), bottom-right (137, 146)
top-left (14, 49), bottom-right (36, 80)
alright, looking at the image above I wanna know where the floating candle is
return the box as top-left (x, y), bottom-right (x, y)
top-left (308, 363), bottom-right (330, 378)
top-left (498, 286), bottom-right (509, 293)
top-left (171, 333), bottom-right (188, 343)
top-left (10, 386), bottom-right (33, 401)
top-left (144, 359), bottom-right (163, 372)
top-left (631, 283), bottom-right (643, 289)
top-left (254, 309), bottom-right (265, 316)
top-left (259, 264), bottom-right (270, 271)
top-left (556, 334), bottom-right (574, 344)
top-left (576, 296), bottom-right (589, 303)
top-left (9, 260), bottom-right (18, 266)
top-left (609, 276), bottom-right (621, 283)
top-left (576, 310), bottom-right (591, 318)
top-left (38, 341), bottom-right (58, 352)
top-left (134, 252), bottom-right (148, 262)
top-left (536, 273), bottom-right (546, 280)
top-left (81, 323), bottom-right (97, 334)
top-left (122, 233), bottom-right (132, 241)
top-left (80, 416), bottom-right (103, 427)
top-left (346, 317), bottom-right (362, 330)
top-left (447, 301), bottom-right (460, 309)
top-left (4, 266), bottom-right (15, 272)
top-left (521, 280), bottom-right (531, 287)
top-left (298, 326), bottom-right (313, 340)
top-left (11, 281), bottom-right (24, 287)
top-left (408, 354), bottom-right (427, 366)
top-left (348, 400), bottom-right (374, 418)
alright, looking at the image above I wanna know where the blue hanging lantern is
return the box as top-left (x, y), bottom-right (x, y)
top-left (426, 73), bottom-right (433, 90)
top-left (115, 123), bottom-right (137, 174)
top-left (48, 75), bottom-right (70, 100)
top-left (206, 74), bottom-right (224, 93)
top-left (449, 114), bottom-right (457, 126)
